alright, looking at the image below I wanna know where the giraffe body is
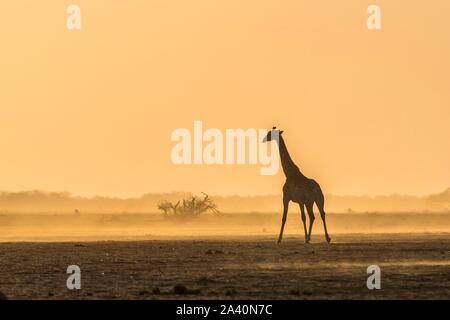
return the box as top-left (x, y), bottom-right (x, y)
top-left (283, 177), bottom-right (321, 206)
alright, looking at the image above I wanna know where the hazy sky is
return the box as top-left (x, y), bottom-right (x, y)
top-left (0, 1), bottom-right (449, 197)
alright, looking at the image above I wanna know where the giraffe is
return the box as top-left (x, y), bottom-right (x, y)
top-left (262, 127), bottom-right (331, 244)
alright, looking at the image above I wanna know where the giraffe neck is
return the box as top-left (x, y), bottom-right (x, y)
top-left (278, 135), bottom-right (304, 178)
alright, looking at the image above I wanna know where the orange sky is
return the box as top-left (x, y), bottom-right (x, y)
top-left (0, 1), bottom-right (449, 197)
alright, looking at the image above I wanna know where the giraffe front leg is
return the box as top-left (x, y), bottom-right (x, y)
top-left (299, 204), bottom-right (308, 243)
top-left (277, 196), bottom-right (290, 244)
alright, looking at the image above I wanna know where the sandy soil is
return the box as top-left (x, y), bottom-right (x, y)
top-left (0, 233), bottom-right (448, 299)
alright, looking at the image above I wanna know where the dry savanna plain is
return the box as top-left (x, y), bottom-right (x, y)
top-left (0, 212), bottom-right (449, 299)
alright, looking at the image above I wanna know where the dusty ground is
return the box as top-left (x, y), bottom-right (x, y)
top-left (0, 233), bottom-right (448, 299)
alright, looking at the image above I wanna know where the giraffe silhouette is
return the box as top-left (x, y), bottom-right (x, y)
top-left (262, 127), bottom-right (331, 244)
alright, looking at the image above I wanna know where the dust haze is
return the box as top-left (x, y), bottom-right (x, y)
top-left (0, 189), bottom-right (449, 241)
top-left (0, 212), bottom-right (449, 242)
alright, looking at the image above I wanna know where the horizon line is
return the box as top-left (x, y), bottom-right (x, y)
top-left (0, 187), bottom-right (448, 200)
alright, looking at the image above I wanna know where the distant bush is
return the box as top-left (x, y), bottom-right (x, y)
top-left (157, 193), bottom-right (219, 219)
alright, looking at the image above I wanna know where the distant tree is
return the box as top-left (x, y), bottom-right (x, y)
top-left (157, 201), bottom-right (173, 218)
top-left (172, 201), bottom-right (180, 215)
top-left (157, 193), bottom-right (219, 219)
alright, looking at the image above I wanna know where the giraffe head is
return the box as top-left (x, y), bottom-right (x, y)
top-left (262, 126), bottom-right (283, 143)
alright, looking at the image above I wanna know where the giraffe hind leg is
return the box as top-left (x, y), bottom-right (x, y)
top-left (306, 203), bottom-right (315, 242)
top-left (299, 204), bottom-right (308, 243)
top-left (316, 195), bottom-right (331, 244)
